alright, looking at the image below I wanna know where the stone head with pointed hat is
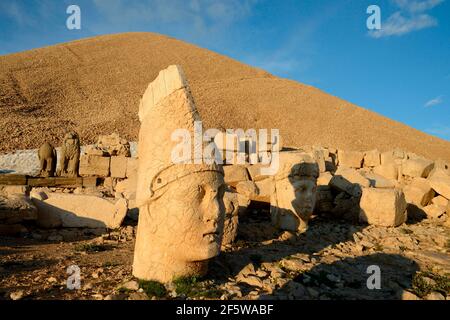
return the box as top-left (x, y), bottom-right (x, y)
top-left (132, 65), bottom-right (226, 283)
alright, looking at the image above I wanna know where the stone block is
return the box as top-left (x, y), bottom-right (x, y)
top-left (428, 174), bottom-right (450, 200)
top-left (402, 158), bottom-right (434, 178)
top-left (359, 188), bottom-right (407, 227)
top-left (79, 155), bottom-right (110, 177)
top-left (317, 172), bottom-right (333, 186)
top-left (431, 195), bottom-right (448, 207)
top-left (31, 192), bottom-right (127, 229)
top-left (338, 150), bottom-right (364, 168)
top-left (0, 195), bottom-right (38, 224)
top-left (236, 181), bottom-right (259, 199)
top-left (126, 157), bottom-right (138, 178)
top-left (423, 204), bottom-right (446, 219)
top-left (110, 156), bottom-right (128, 178)
top-left (364, 149), bottom-right (380, 167)
top-left (381, 149), bottom-right (405, 165)
top-left (222, 192), bottom-right (239, 246)
top-left (254, 178), bottom-right (272, 203)
top-left (403, 177), bottom-right (435, 207)
top-left (373, 163), bottom-right (399, 180)
top-left (224, 165), bottom-right (250, 187)
top-left (362, 172), bottom-right (395, 189)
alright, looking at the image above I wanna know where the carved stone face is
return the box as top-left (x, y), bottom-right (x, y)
top-left (291, 178), bottom-right (317, 220)
top-left (148, 170), bottom-right (226, 262)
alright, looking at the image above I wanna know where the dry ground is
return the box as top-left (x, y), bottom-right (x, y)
top-left (1, 207), bottom-right (449, 301)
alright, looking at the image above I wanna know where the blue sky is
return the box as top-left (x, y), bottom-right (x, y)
top-left (1, 0), bottom-right (449, 140)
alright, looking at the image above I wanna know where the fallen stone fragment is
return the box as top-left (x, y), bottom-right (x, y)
top-left (402, 157), bottom-right (434, 178)
top-left (431, 195), bottom-right (449, 207)
top-left (359, 188), bottom-right (407, 227)
top-left (79, 155), bottom-right (110, 177)
top-left (362, 172), bottom-right (395, 188)
top-left (0, 195), bottom-right (38, 224)
top-left (423, 204), bottom-right (446, 219)
top-left (428, 173), bottom-right (450, 200)
top-left (364, 149), bottom-right (380, 167)
top-left (338, 150), bottom-right (364, 168)
top-left (223, 165), bottom-right (250, 187)
top-left (373, 163), bottom-right (399, 180)
top-left (31, 192), bottom-right (127, 229)
top-left (403, 178), bottom-right (435, 207)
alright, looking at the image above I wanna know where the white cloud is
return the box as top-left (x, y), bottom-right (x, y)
top-left (369, 0), bottom-right (444, 38)
top-left (92, 0), bottom-right (258, 35)
top-left (424, 95), bottom-right (444, 107)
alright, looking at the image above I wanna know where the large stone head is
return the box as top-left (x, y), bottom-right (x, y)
top-left (271, 152), bottom-right (319, 233)
top-left (133, 65), bottom-right (226, 282)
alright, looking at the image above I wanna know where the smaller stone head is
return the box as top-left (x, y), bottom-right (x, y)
top-left (289, 162), bottom-right (319, 222)
top-left (271, 152), bottom-right (319, 233)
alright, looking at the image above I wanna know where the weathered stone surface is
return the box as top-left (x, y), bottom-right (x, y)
top-left (359, 188), bottom-right (407, 227)
top-left (312, 148), bottom-right (326, 173)
top-left (252, 178), bottom-right (271, 202)
top-left (0, 185), bottom-right (29, 197)
top-left (338, 150), bottom-right (364, 168)
top-left (133, 65), bottom-right (225, 283)
top-left (223, 165), bottom-right (249, 187)
top-left (79, 155), bottom-right (110, 177)
top-left (362, 172), bottom-right (395, 188)
top-left (423, 204), bottom-right (446, 219)
top-left (31, 192), bottom-right (127, 229)
top-left (403, 178), bottom-right (435, 207)
top-left (317, 172), bottom-right (333, 186)
top-left (0, 195), bottom-right (37, 224)
top-left (428, 173), bottom-right (450, 200)
top-left (270, 152), bottom-right (319, 232)
top-left (110, 156), bottom-right (127, 178)
top-left (334, 167), bottom-right (370, 188)
top-left (430, 195), bottom-right (448, 208)
top-left (364, 149), bottom-right (380, 167)
top-left (222, 191), bottom-right (239, 246)
top-left (126, 157), bottom-right (138, 178)
top-left (96, 133), bottom-right (131, 157)
top-left (329, 167), bottom-right (368, 197)
top-left (246, 163), bottom-right (269, 182)
top-left (381, 149), bottom-right (405, 166)
top-left (236, 181), bottom-right (258, 198)
top-left (402, 157), bottom-right (434, 178)
top-left (373, 163), bottom-right (399, 180)
top-left (57, 131), bottom-right (81, 178)
top-left (315, 186), bottom-right (334, 214)
top-left (38, 142), bottom-right (57, 177)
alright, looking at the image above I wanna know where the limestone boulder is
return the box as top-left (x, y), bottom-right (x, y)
top-left (373, 163), bottom-right (399, 180)
top-left (222, 192), bottom-right (239, 246)
top-left (403, 178), bottom-right (435, 207)
top-left (381, 149), bottom-right (405, 166)
top-left (431, 195), bottom-right (448, 207)
top-left (428, 174), bottom-right (450, 200)
top-left (329, 167), bottom-right (369, 197)
top-left (79, 155), bottom-right (110, 177)
top-left (317, 172), bottom-right (333, 186)
top-left (423, 204), bottom-right (446, 219)
top-left (110, 156), bottom-right (128, 178)
top-left (254, 178), bottom-right (271, 203)
top-left (224, 165), bottom-right (250, 187)
top-left (364, 150), bottom-right (381, 167)
top-left (361, 172), bottom-right (395, 189)
top-left (0, 195), bottom-right (37, 224)
top-left (246, 163), bottom-right (269, 182)
top-left (236, 181), bottom-right (259, 199)
top-left (338, 150), bottom-right (364, 168)
top-left (402, 158), bottom-right (434, 178)
top-left (359, 188), bottom-right (407, 227)
top-left (126, 157), bottom-right (138, 178)
top-left (31, 192), bottom-right (127, 229)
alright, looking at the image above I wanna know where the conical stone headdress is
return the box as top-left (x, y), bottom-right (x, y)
top-left (136, 65), bottom-right (223, 207)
